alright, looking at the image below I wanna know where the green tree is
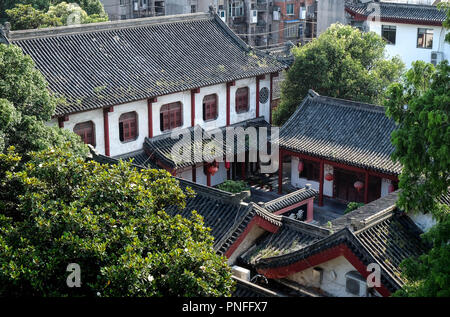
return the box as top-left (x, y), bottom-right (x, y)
top-left (5, 4), bottom-right (51, 30)
top-left (385, 61), bottom-right (450, 297)
top-left (0, 147), bottom-right (234, 296)
top-left (273, 23), bottom-right (404, 125)
top-left (5, 1), bottom-right (108, 30)
top-left (0, 44), bottom-right (87, 157)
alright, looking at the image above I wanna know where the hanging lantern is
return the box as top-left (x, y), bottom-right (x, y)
top-left (298, 160), bottom-right (304, 173)
top-left (388, 183), bottom-right (395, 193)
top-left (225, 161), bottom-right (231, 170)
top-left (325, 173), bottom-right (334, 181)
top-left (354, 181), bottom-right (364, 192)
top-left (208, 164), bottom-right (218, 176)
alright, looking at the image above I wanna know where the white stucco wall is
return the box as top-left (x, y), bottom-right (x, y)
top-left (287, 255), bottom-right (381, 297)
top-left (368, 21), bottom-right (450, 69)
top-left (410, 212), bottom-right (437, 233)
top-left (108, 99), bottom-right (149, 157)
top-left (290, 156), bottom-right (320, 191)
top-left (61, 108), bottom-right (106, 155)
top-left (52, 74), bottom-right (271, 185)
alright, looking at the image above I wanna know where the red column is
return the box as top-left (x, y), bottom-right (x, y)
top-left (226, 81), bottom-right (235, 126)
top-left (364, 171), bottom-right (369, 204)
top-left (103, 107), bottom-right (113, 156)
top-left (306, 199), bottom-right (314, 223)
top-left (147, 97), bottom-right (157, 138)
top-left (58, 115), bottom-right (68, 128)
top-left (191, 88), bottom-right (200, 127)
top-left (241, 162), bottom-right (246, 180)
top-left (278, 149), bottom-right (284, 194)
top-left (319, 160), bottom-right (324, 206)
top-left (192, 166), bottom-right (196, 183)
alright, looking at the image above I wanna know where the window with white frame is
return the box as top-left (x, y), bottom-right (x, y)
top-left (286, 3), bottom-right (294, 15)
top-left (229, 1), bottom-right (244, 17)
top-left (417, 28), bottom-right (433, 49)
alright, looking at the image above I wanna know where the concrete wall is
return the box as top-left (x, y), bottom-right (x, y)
top-left (287, 255), bottom-right (381, 297)
top-left (367, 20), bottom-right (450, 68)
top-left (317, 0), bottom-right (346, 35)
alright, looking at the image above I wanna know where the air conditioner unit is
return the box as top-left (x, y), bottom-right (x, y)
top-left (431, 51), bottom-right (443, 66)
top-left (250, 10), bottom-right (258, 24)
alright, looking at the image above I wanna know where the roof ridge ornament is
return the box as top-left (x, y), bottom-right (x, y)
top-left (308, 89), bottom-right (320, 98)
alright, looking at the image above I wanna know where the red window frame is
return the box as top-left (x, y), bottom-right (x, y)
top-left (119, 112), bottom-right (138, 142)
top-left (160, 102), bottom-right (182, 131)
top-left (203, 94), bottom-right (218, 121)
top-left (235, 87), bottom-right (249, 113)
top-left (73, 121), bottom-right (95, 146)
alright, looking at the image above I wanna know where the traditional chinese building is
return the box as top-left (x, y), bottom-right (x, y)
top-left (278, 90), bottom-right (402, 206)
top-left (2, 10), bottom-right (286, 187)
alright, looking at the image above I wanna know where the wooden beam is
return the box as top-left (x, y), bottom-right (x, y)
top-left (147, 98), bottom-right (157, 138)
top-left (278, 149), bottom-right (283, 194)
top-left (319, 160), bottom-right (324, 206)
top-left (226, 81), bottom-right (235, 126)
top-left (364, 171), bottom-right (369, 204)
top-left (103, 106), bottom-right (113, 156)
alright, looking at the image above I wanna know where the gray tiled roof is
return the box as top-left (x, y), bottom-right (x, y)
top-left (279, 91), bottom-right (401, 175)
top-left (113, 149), bottom-right (159, 169)
top-left (144, 125), bottom-right (224, 170)
top-left (241, 218), bottom-right (330, 264)
top-left (249, 193), bottom-right (427, 293)
top-left (346, 1), bottom-right (447, 25)
top-left (263, 188), bottom-right (318, 213)
top-left (144, 117), bottom-right (272, 170)
top-left (355, 213), bottom-right (427, 287)
top-left (8, 13), bottom-right (286, 116)
top-left (232, 277), bottom-right (281, 297)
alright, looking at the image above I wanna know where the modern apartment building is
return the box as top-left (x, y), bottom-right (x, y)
top-left (100, 0), bottom-right (166, 20)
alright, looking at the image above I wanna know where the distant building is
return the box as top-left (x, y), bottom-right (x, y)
top-left (100, 0), bottom-right (166, 20)
top-left (346, 0), bottom-right (450, 68)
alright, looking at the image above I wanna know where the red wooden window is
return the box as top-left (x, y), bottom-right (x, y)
top-left (203, 94), bottom-right (218, 121)
top-left (73, 121), bottom-right (95, 146)
top-left (160, 102), bottom-right (182, 131)
top-left (119, 112), bottom-right (138, 142)
top-left (235, 87), bottom-right (249, 113)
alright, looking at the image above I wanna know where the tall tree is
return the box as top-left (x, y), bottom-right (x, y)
top-left (273, 24), bottom-right (404, 126)
top-left (386, 60), bottom-right (450, 297)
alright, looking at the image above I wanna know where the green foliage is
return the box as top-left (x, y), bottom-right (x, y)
top-left (393, 216), bottom-right (450, 297)
top-left (217, 180), bottom-right (249, 194)
top-left (385, 61), bottom-right (450, 218)
top-left (0, 147), bottom-right (234, 296)
top-left (438, 2), bottom-right (450, 43)
top-left (344, 202), bottom-right (364, 215)
top-left (0, 44), bottom-right (88, 158)
top-left (5, 1), bottom-right (108, 30)
top-left (385, 61), bottom-right (450, 297)
top-left (273, 24), bottom-right (404, 126)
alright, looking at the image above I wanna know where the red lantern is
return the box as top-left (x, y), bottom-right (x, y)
top-left (208, 163), bottom-right (219, 176)
top-left (325, 173), bottom-right (333, 181)
top-left (298, 160), bottom-right (304, 173)
top-left (354, 181), bottom-right (364, 192)
top-left (388, 183), bottom-right (395, 193)
top-left (225, 161), bottom-right (231, 170)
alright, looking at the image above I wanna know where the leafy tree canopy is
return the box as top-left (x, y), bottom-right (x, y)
top-left (0, 147), bottom-right (234, 296)
top-left (5, 1), bottom-right (107, 30)
top-left (0, 44), bottom-right (87, 157)
top-left (385, 61), bottom-right (450, 297)
top-left (273, 23), bottom-right (404, 126)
